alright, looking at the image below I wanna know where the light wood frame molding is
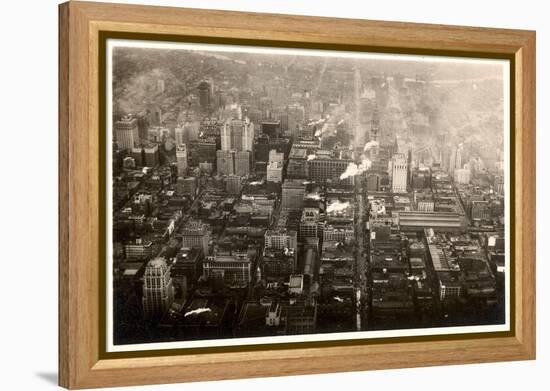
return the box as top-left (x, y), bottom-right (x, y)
top-left (59, 1), bottom-right (536, 389)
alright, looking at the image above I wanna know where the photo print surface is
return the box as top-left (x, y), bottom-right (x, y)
top-left (106, 39), bottom-right (510, 352)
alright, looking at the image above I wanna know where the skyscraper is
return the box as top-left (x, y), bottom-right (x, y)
top-left (176, 144), bottom-right (188, 175)
top-left (448, 144), bottom-right (464, 174)
top-left (454, 168), bottom-right (471, 184)
top-left (217, 148), bottom-right (251, 176)
top-left (182, 220), bottom-right (211, 256)
top-left (176, 121), bottom-right (200, 145)
top-left (234, 151), bottom-right (251, 176)
top-left (115, 114), bottom-right (139, 151)
top-left (287, 104), bottom-right (305, 137)
top-left (143, 144), bottom-right (159, 167)
top-left (226, 175), bottom-right (242, 194)
top-left (266, 161), bottom-right (283, 183)
top-left (217, 150), bottom-right (235, 175)
top-left (197, 80), bottom-right (212, 112)
top-left (391, 153), bottom-right (408, 193)
top-left (221, 118), bottom-right (254, 152)
top-left (175, 126), bottom-right (185, 146)
top-left (188, 138), bottom-right (217, 168)
top-left (142, 257), bottom-right (175, 319)
top-left (455, 144), bottom-right (463, 170)
top-left (264, 229), bottom-right (298, 251)
top-left (260, 120), bottom-right (281, 140)
top-left (269, 149), bottom-right (284, 164)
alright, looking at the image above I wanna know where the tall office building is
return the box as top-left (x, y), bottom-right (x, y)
top-left (455, 144), bottom-right (463, 170)
top-left (182, 177), bottom-right (197, 197)
top-left (307, 152), bottom-right (353, 185)
top-left (234, 151), bottom-right (251, 176)
top-left (203, 254), bottom-right (252, 288)
top-left (197, 80), bottom-right (212, 112)
top-left (221, 118), bottom-right (254, 152)
top-left (217, 150), bottom-right (251, 176)
top-left (219, 118), bottom-right (253, 176)
top-left (269, 149), bottom-right (284, 164)
top-left (176, 177), bottom-right (197, 197)
top-left (144, 144), bottom-right (159, 167)
top-left (454, 168), bottom-right (471, 184)
top-left (217, 150), bottom-right (235, 175)
top-left (494, 175), bottom-right (504, 195)
top-left (260, 120), bottom-right (281, 140)
top-left (273, 109), bottom-right (289, 133)
top-left (282, 180), bottom-right (306, 210)
top-left (115, 115), bottom-right (139, 151)
top-left (188, 138), bottom-right (217, 168)
top-left (176, 144), bottom-right (188, 175)
top-left (264, 229), bottom-right (297, 251)
top-left (182, 221), bottom-right (211, 256)
top-left (299, 208), bottom-right (320, 240)
top-left (175, 126), bottom-right (185, 146)
top-left (142, 257), bottom-right (175, 319)
top-left (124, 238), bottom-right (153, 261)
top-left (266, 161), bottom-right (283, 183)
top-left (226, 175), bottom-right (242, 194)
top-left (287, 104), bottom-right (305, 137)
top-left (391, 153), bottom-right (408, 193)
top-left (287, 147), bottom-right (309, 179)
top-left (130, 143), bottom-right (159, 167)
top-left (175, 121), bottom-right (200, 144)
top-left (448, 144), bottom-right (464, 174)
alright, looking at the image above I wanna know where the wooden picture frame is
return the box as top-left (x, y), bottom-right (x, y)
top-left (59, 1), bottom-right (536, 389)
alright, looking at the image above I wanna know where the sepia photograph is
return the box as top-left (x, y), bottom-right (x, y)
top-left (106, 39), bottom-right (510, 352)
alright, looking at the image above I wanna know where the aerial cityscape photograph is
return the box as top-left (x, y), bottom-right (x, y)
top-left (108, 42), bottom-right (508, 349)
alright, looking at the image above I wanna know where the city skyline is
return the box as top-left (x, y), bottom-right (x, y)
top-left (107, 39), bottom-right (508, 352)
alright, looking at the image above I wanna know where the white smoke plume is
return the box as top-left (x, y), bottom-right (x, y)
top-left (307, 154), bottom-right (316, 161)
top-left (326, 200), bottom-right (350, 213)
top-left (306, 193), bottom-right (321, 200)
top-left (363, 140), bottom-right (379, 152)
top-left (184, 308), bottom-right (211, 317)
top-left (339, 158), bottom-right (371, 180)
top-left (358, 158), bottom-right (372, 172)
top-left (340, 163), bottom-right (359, 180)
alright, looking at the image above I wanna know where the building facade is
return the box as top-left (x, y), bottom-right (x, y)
top-left (391, 153), bottom-right (408, 193)
top-left (217, 150), bottom-right (251, 177)
top-left (266, 161), bottom-right (283, 183)
top-left (221, 118), bottom-right (254, 152)
top-left (142, 257), bottom-right (175, 319)
top-left (281, 180), bottom-right (306, 210)
top-left (203, 254), bottom-right (252, 288)
top-left (115, 115), bottom-right (139, 151)
top-left (264, 229), bottom-right (298, 251)
top-left (454, 168), bottom-right (471, 184)
top-left (226, 175), bottom-right (242, 194)
top-left (181, 221), bottom-right (211, 256)
top-left (176, 144), bottom-right (188, 175)
top-left (124, 238), bottom-right (153, 261)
